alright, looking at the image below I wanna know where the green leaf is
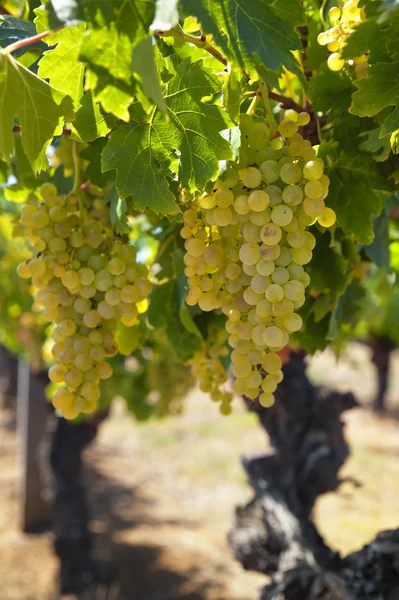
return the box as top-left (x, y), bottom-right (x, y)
top-left (180, 0), bottom-right (305, 76)
top-left (103, 184), bottom-right (131, 234)
top-left (147, 279), bottom-right (203, 361)
top-left (0, 51), bottom-right (74, 172)
top-left (327, 279), bottom-right (368, 342)
top-left (223, 70), bottom-right (241, 123)
top-left (81, 138), bottom-right (113, 188)
top-left (327, 154), bottom-right (384, 244)
top-left (306, 229), bottom-right (348, 296)
top-left (381, 106), bottom-right (399, 137)
top-left (350, 62), bottom-right (399, 136)
top-left (364, 205), bottom-right (390, 269)
top-left (71, 91), bottom-right (115, 142)
top-left (115, 318), bottom-right (149, 356)
top-left (80, 24), bottom-right (134, 84)
top-left (102, 120), bottom-right (178, 214)
top-left (174, 248), bottom-right (203, 339)
top-left (151, 0), bottom-right (179, 30)
top-left (85, 68), bottom-right (135, 122)
top-left (37, 23), bottom-right (86, 110)
top-left (102, 57), bottom-right (233, 214)
top-left (310, 66), bottom-right (353, 115)
top-left (358, 128), bottom-right (391, 162)
top-left (131, 36), bottom-right (167, 114)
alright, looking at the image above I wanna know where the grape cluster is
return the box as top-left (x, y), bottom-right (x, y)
top-left (182, 110), bottom-right (336, 408)
top-left (17, 183), bottom-right (152, 419)
top-left (317, 1), bottom-right (368, 77)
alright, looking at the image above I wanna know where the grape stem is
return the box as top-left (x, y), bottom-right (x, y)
top-left (153, 28), bottom-right (227, 66)
top-left (3, 26), bottom-right (66, 55)
top-left (243, 91), bottom-right (303, 113)
top-left (246, 93), bottom-right (261, 116)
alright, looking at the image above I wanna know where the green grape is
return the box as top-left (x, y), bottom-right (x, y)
top-left (49, 364), bottom-right (67, 383)
top-left (263, 326), bottom-right (284, 347)
top-left (318, 207), bottom-right (337, 227)
top-left (303, 197), bottom-right (325, 218)
top-left (291, 246), bottom-right (312, 265)
top-left (282, 185), bottom-right (303, 206)
top-left (256, 259), bottom-right (275, 276)
top-left (287, 230), bottom-right (307, 248)
top-left (260, 224), bottom-right (282, 246)
top-left (265, 185), bottom-right (283, 207)
top-left (265, 284), bottom-right (284, 303)
top-left (248, 190), bottom-right (269, 212)
top-left (95, 269), bottom-right (114, 291)
top-left (213, 207), bottom-right (233, 226)
top-left (259, 160), bottom-right (280, 183)
top-left (249, 208), bottom-right (271, 226)
top-left (327, 52), bottom-right (345, 71)
top-left (239, 243), bottom-right (261, 266)
top-left (234, 194), bottom-right (250, 215)
top-left (271, 267), bottom-right (289, 285)
top-left (79, 267), bottom-right (95, 285)
top-left (280, 162), bottom-right (301, 184)
top-left (240, 167), bottom-right (262, 188)
top-left (278, 120), bottom-right (298, 138)
top-left (248, 122), bottom-right (270, 149)
top-left (284, 280), bottom-right (305, 301)
top-left (215, 187), bottom-right (234, 207)
top-left (53, 388), bottom-right (74, 410)
top-left (271, 205), bottom-right (293, 227)
top-left (284, 313), bottom-right (303, 333)
top-left (305, 180), bottom-right (324, 199)
top-left (259, 392), bottom-right (275, 408)
top-left (303, 160), bottom-right (324, 180)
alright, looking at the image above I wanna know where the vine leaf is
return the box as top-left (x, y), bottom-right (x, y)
top-left (37, 23), bottom-right (86, 109)
top-left (71, 91), bottom-right (115, 142)
top-left (102, 57), bottom-right (233, 214)
top-left (85, 69), bottom-right (135, 122)
top-left (103, 184), bottom-right (130, 234)
top-left (364, 205), bottom-right (390, 269)
top-left (131, 36), bottom-right (167, 114)
top-left (0, 52), bottom-right (74, 172)
top-left (350, 62), bottom-right (399, 136)
top-left (180, 0), bottom-right (305, 75)
top-left (327, 154), bottom-right (384, 244)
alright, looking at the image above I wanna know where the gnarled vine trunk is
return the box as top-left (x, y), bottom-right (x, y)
top-left (229, 351), bottom-right (399, 600)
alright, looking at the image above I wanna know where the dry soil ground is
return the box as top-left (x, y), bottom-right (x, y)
top-left (1, 343), bottom-right (399, 600)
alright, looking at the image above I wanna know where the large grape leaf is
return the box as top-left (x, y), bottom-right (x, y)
top-left (37, 24), bottom-right (86, 110)
top-left (180, 0), bottom-right (305, 75)
top-left (327, 154), bottom-right (385, 244)
top-left (0, 51), bottom-right (74, 172)
top-left (102, 57), bottom-right (233, 214)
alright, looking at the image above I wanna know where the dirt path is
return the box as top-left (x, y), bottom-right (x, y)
top-left (1, 343), bottom-right (399, 599)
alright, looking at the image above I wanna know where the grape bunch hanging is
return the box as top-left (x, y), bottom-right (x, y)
top-left (182, 110), bottom-right (336, 408)
top-left (17, 184), bottom-right (152, 419)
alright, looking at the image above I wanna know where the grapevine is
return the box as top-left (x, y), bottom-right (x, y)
top-left (0, 0), bottom-right (396, 422)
